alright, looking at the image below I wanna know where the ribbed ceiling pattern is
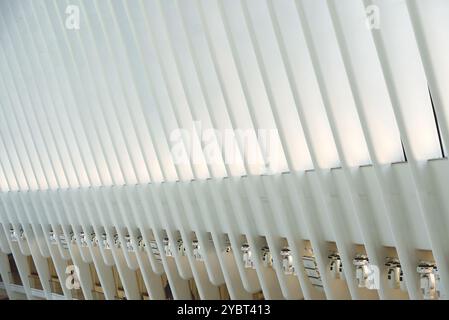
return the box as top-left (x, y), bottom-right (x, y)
top-left (0, 0), bottom-right (447, 192)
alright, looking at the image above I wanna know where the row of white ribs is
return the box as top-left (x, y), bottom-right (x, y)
top-left (7, 226), bottom-right (441, 299)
